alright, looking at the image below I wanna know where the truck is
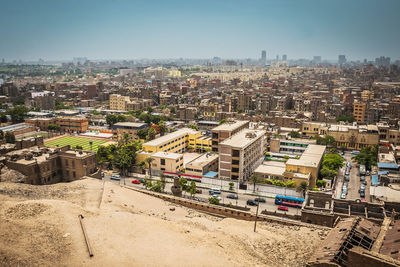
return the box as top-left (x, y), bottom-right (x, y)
top-left (359, 165), bottom-right (366, 176)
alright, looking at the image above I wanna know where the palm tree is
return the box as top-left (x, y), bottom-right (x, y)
top-left (296, 182), bottom-right (308, 197)
top-left (145, 157), bottom-right (154, 178)
top-left (138, 161), bottom-right (146, 174)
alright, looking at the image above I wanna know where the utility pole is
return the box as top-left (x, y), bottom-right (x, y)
top-left (254, 194), bottom-right (260, 232)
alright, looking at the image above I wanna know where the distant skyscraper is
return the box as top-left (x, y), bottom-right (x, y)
top-left (313, 56), bottom-right (322, 64)
top-left (276, 55), bottom-right (279, 61)
top-left (338, 55), bottom-right (347, 65)
top-left (282, 54), bottom-right (287, 61)
top-left (261, 50), bottom-right (266, 64)
top-left (375, 56), bottom-right (391, 68)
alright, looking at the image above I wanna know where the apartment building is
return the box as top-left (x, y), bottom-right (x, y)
top-left (269, 138), bottom-right (315, 155)
top-left (5, 146), bottom-right (97, 185)
top-left (110, 94), bottom-right (130, 110)
top-left (112, 122), bottom-right (147, 141)
top-left (211, 120), bottom-right (250, 152)
top-left (218, 129), bottom-right (265, 183)
top-left (353, 102), bottom-right (367, 123)
top-left (26, 117), bottom-right (56, 131)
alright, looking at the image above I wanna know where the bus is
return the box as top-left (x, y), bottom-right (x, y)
top-left (275, 195), bottom-right (305, 208)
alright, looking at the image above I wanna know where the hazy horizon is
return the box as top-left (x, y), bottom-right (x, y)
top-left (1, 0), bottom-right (400, 62)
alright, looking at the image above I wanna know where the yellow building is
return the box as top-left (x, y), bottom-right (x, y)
top-left (353, 102), bottom-right (366, 123)
top-left (150, 151), bottom-right (184, 173)
top-left (361, 90), bottom-right (374, 101)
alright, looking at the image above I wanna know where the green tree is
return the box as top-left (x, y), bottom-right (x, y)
top-left (187, 181), bottom-right (197, 198)
top-left (0, 130), bottom-right (3, 140)
top-left (96, 145), bottom-right (109, 165)
top-left (139, 113), bottom-right (152, 124)
top-left (179, 177), bottom-right (188, 191)
top-left (106, 114), bottom-right (117, 126)
top-left (112, 145), bottom-right (135, 176)
top-left (170, 107), bottom-right (175, 114)
top-left (322, 153), bottom-right (344, 170)
top-left (75, 145), bottom-right (83, 150)
top-left (353, 145), bottom-right (378, 170)
top-left (316, 180), bottom-right (327, 188)
top-left (7, 106), bottom-right (29, 123)
top-left (249, 174), bottom-right (261, 192)
top-left (209, 197), bottom-right (220, 205)
top-left (147, 106), bottom-right (153, 113)
top-left (188, 124), bottom-right (198, 131)
top-left (147, 127), bottom-right (157, 140)
top-left (158, 121), bottom-right (167, 136)
top-left (336, 114), bottom-right (354, 123)
top-left (48, 124), bottom-right (60, 131)
top-left (229, 182), bottom-right (235, 191)
top-left (150, 181), bottom-right (163, 192)
top-left (138, 161), bottom-right (146, 175)
top-left (5, 131), bottom-right (16, 144)
top-left (289, 130), bottom-right (301, 138)
top-left (0, 114), bottom-right (7, 123)
top-left (296, 181), bottom-right (308, 197)
top-left (137, 128), bottom-right (148, 139)
top-left (320, 166), bottom-right (338, 180)
top-left (219, 119), bottom-right (227, 125)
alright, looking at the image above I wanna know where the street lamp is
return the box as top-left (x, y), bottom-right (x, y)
top-left (254, 192), bottom-right (260, 232)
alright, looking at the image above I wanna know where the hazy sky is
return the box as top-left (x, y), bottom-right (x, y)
top-left (1, 0), bottom-right (399, 61)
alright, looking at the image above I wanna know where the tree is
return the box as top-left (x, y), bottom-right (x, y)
top-left (0, 114), bottom-right (7, 123)
top-left (147, 127), bottom-right (157, 141)
top-left (188, 124), bottom-right (198, 131)
top-left (89, 141), bottom-right (93, 151)
top-left (353, 145), bottom-right (378, 170)
top-left (187, 181), bottom-right (197, 198)
top-left (48, 124), bottom-right (60, 131)
top-left (137, 128), bottom-right (148, 140)
top-left (150, 181), bottom-right (163, 192)
top-left (170, 107), bottom-right (175, 114)
top-left (179, 177), bottom-right (188, 191)
top-left (145, 157), bottom-right (154, 178)
top-left (5, 131), bottom-right (16, 144)
top-left (322, 153), bottom-right (344, 170)
top-left (209, 197), bottom-right (220, 205)
top-left (320, 166), bottom-right (338, 180)
top-left (219, 119), bottom-right (227, 125)
top-left (112, 145), bottom-right (135, 176)
top-left (0, 130), bottom-right (3, 140)
top-left (138, 161), bottom-right (146, 175)
top-left (160, 173), bottom-right (166, 192)
top-left (158, 121), bottom-right (167, 136)
top-left (316, 180), bottom-right (327, 188)
top-left (289, 130), bottom-right (301, 138)
top-left (147, 106), bottom-right (153, 113)
top-left (249, 174), bottom-right (261, 192)
top-left (296, 182), bottom-right (308, 197)
top-left (96, 145), bottom-right (109, 165)
top-left (7, 106), bottom-right (29, 123)
top-left (336, 114), bottom-right (354, 123)
top-left (229, 182), bottom-right (234, 191)
top-left (75, 145), bottom-right (83, 150)
top-left (106, 114), bottom-right (118, 126)
top-left (138, 113), bottom-right (151, 124)
top-left (316, 135), bottom-right (336, 148)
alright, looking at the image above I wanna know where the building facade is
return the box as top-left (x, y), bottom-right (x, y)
top-left (211, 120), bottom-right (249, 152)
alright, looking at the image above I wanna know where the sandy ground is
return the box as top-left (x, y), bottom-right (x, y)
top-left (0, 178), bottom-right (329, 267)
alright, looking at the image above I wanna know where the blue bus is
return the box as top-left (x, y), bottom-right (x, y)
top-left (275, 195), bottom-right (305, 208)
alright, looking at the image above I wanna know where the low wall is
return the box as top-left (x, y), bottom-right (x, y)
top-left (124, 186), bottom-right (327, 229)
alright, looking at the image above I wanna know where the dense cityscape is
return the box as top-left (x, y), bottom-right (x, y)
top-left (1, 0), bottom-right (400, 267)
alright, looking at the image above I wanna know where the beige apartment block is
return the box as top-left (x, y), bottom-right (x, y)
top-left (211, 120), bottom-right (249, 152)
top-left (218, 129), bottom-right (265, 183)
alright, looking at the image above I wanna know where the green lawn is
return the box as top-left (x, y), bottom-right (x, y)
top-left (44, 136), bottom-right (107, 151)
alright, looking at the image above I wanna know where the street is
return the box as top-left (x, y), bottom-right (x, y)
top-left (334, 152), bottom-right (371, 201)
top-left (102, 172), bottom-right (301, 216)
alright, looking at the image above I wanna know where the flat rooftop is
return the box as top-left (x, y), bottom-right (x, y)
top-left (113, 122), bottom-right (148, 128)
top-left (143, 128), bottom-right (199, 147)
top-left (211, 120), bottom-right (249, 131)
top-left (220, 129), bottom-right (265, 149)
top-left (151, 151), bottom-right (182, 160)
top-left (254, 164), bottom-right (285, 177)
top-left (286, 144), bottom-right (326, 167)
top-left (185, 153), bottom-right (218, 168)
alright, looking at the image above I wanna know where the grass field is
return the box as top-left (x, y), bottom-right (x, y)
top-left (44, 136), bottom-right (107, 151)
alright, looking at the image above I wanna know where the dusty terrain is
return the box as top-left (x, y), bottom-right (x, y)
top-left (0, 178), bottom-right (329, 267)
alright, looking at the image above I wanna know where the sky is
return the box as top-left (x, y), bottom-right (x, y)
top-left (1, 0), bottom-right (399, 61)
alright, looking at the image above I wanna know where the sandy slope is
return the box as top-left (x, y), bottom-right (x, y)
top-left (0, 178), bottom-right (329, 267)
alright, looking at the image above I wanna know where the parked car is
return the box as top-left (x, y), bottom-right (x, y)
top-left (366, 170), bottom-right (370, 176)
top-left (340, 193), bottom-right (346, 199)
top-left (101, 172), bottom-right (105, 178)
top-left (360, 176), bottom-right (365, 182)
top-left (347, 162), bottom-right (351, 168)
top-left (255, 197), bottom-right (266, 203)
top-left (345, 170), bottom-right (350, 176)
top-left (131, 179), bottom-right (140, 184)
top-left (246, 199), bottom-right (258, 206)
top-left (196, 189), bottom-right (202, 194)
top-left (139, 178), bottom-right (146, 183)
top-left (344, 176), bottom-right (350, 182)
top-left (361, 184), bottom-right (366, 190)
top-left (110, 174), bottom-right (121, 181)
top-left (362, 180), bottom-right (367, 185)
top-left (351, 150), bottom-right (360, 155)
top-left (277, 205), bottom-right (288, 211)
top-left (360, 191), bottom-right (365, 198)
top-left (227, 194), bottom-right (238, 199)
top-left (211, 195), bottom-right (222, 201)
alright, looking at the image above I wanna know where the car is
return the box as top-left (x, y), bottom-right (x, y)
top-left (196, 189), bottom-right (203, 194)
top-left (255, 197), bottom-right (266, 203)
top-left (360, 176), bottom-right (365, 182)
top-left (101, 172), bottom-right (105, 178)
top-left (345, 171), bottom-right (350, 176)
top-left (342, 189), bottom-right (348, 195)
top-left (211, 195), bottom-right (222, 201)
top-left (344, 176), bottom-right (350, 182)
top-left (366, 170), bottom-right (370, 176)
top-left (340, 193), bottom-right (346, 199)
top-left (361, 184), bottom-right (366, 190)
top-left (110, 174), bottom-right (121, 181)
top-left (347, 162), bottom-right (352, 168)
top-left (131, 179), bottom-right (140, 184)
top-left (351, 150), bottom-right (360, 155)
top-left (209, 188), bottom-right (221, 195)
top-left (360, 191), bottom-right (365, 198)
top-left (227, 194), bottom-right (238, 199)
top-left (277, 205), bottom-right (288, 211)
top-left (340, 151), bottom-right (345, 155)
top-left (139, 178), bottom-right (146, 183)
top-left (246, 199), bottom-right (258, 206)
top-left (362, 180), bottom-right (367, 185)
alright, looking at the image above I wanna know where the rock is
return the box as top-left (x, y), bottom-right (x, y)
top-left (170, 207), bottom-right (175, 211)
top-left (63, 233), bottom-right (71, 238)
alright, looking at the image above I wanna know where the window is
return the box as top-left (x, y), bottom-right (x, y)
top-left (73, 171), bottom-right (76, 178)
top-left (161, 159), bottom-right (165, 165)
top-left (72, 161), bottom-right (75, 168)
top-left (65, 159), bottom-right (68, 166)
top-left (232, 150), bottom-right (240, 157)
top-left (232, 160), bottom-right (239, 165)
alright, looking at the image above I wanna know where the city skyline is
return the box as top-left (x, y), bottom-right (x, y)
top-left (1, 0), bottom-right (400, 61)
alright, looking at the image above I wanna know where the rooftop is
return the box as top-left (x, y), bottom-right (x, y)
top-left (185, 153), bottom-right (218, 168)
top-left (286, 144), bottom-right (326, 167)
top-left (254, 164), bottom-right (285, 177)
top-left (113, 122), bottom-right (148, 129)
top-left (212, 120), bottom-right (249, 131)
top-left (143, 128), bottom-right (199, 147)
top-left (219, 129), bottom-right (265, 149)
top-left (151, 151), bottom-right (183, 160)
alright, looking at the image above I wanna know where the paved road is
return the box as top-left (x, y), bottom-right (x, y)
top-left (335, 152), bottom-right (371, 201)
top-left (102, 172), bottom-right (301, 216)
